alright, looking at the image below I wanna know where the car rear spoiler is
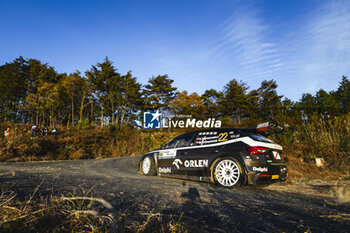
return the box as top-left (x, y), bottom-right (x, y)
top-left (244, 122), bottom-right (284, 136)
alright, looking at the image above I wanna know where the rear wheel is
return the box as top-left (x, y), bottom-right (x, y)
top-left (141, 156), bottom-right (156, 176)
top-left (213, 158), bottom-right (245, 188)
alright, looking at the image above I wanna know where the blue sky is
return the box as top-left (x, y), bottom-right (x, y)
top-left (1, 0), bottom-right (350, 101)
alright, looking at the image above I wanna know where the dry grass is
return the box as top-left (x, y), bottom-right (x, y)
top-left (0, 184), bottom-right (114, 232)
top-left (0, 185), bottom-right (188, 233)
top-left (279, 114), bottom-right (350, 169)
top-left (0, 124), bottom-right (179, 162)
top-left (283, 154), bottom-right (348, 181)
top-left (2, 116), bottom-right (349, 164)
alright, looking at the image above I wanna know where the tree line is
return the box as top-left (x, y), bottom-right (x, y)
top-left (0, 56), bottom-right (349, 127)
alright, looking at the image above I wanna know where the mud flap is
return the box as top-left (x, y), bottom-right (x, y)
top-left (247, 172), bottom-right (260, 185)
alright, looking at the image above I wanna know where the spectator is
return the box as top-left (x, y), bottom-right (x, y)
top-left (30, 124), bottom-right (38, 137)
top-left (4, 128), bottom-right (11, 137)
top-left (43, 127), bottom-right (48, 136)
top-left (51, 127), bottom-right (57, 135)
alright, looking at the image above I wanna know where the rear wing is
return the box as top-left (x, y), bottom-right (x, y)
top-left (244, 122), bottom-right (284, 136)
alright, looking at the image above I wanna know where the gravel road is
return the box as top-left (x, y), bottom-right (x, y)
top-left (0, 156), bottom-right (349, 232)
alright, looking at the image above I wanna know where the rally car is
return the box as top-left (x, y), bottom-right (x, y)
top-left (139, 122), bottom-right (287, 187)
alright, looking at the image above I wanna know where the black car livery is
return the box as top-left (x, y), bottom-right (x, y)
top-left (139, 122), bottom-right (287, 187)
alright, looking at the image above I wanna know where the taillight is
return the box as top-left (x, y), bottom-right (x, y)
top-left (245, 146), bottom-right (270, 155)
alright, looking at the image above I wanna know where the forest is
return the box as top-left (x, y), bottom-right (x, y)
top-left (0, 56), bottom-right (349, 174)
top-left (1, 56), bottom-right (349, 126)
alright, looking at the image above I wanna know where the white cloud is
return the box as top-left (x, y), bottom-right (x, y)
top-left (212, 4), bottom-right (282, 85)
top-left (209, 0), bottom-right (350, 99)
top-left (281, 0), bottom-right (350, 97)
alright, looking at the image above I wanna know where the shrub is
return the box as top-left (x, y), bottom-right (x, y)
top-left (279, 114), bottom-right (350, 169)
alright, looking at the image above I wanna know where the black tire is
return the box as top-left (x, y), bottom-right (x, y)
top-left (141, 156), bottom-right (157, 176)
top-left (212, 157), bottom-right (246, 188)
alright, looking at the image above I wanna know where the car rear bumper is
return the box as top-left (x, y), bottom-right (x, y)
top-left (246, 163), bottom-right (287, 185)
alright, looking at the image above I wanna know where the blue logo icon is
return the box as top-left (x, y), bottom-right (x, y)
top-left (143, 110), bottom-right (162, 129)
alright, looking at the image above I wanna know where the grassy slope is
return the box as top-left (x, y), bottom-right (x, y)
top-left (0, 115), bottom-right (349, 181)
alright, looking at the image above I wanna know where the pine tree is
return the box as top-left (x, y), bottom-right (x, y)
top-left (201, 89), bottom-right (222, 118)
top-left (254, 80), bottom-right (283, 120)
top-left (143, 75), bottom-right (177, 111)
top-left (170, 91), bottom-right (206, 119)
top-left (336, 76), bottom-right (350, 114)
top-left (220, 79), bottom-right (249, 124)
top-left (86, 57), bottom-right (120, 126)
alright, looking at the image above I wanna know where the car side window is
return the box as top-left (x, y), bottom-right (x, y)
top-left (175, 132), bottom-right (195, 148)
top-left (164, 139), bottom-right (179, 149)
top-left (161, 132), bottom-right (196, 149)
top-left (176, 139), bottom-right (187, 147)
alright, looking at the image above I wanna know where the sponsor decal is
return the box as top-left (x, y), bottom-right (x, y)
top-left (229, 131), bottom-right (240, 139)
top-left (256, 122), bottom-right (269, 130)
top-left (172, 159), bottom-right (209, 169)
top-left (273, 151), bottom-right (281, 160)
top-left (158, 149), bottom-right (176, 159)
top-left (198, 136), bottom-right (218, 140)
top-left (159, 167), bottom-right (171, 174)
top-left (252, 167), bottom-right (268, 172)
top-left (143, 110), bottom-right (221, 129)
top-left (195, 135), bottom-right (219, 145)
top-left (172, 159), bottom-right (183, 169)
top-left (184, 159), bottom-right (208, 168)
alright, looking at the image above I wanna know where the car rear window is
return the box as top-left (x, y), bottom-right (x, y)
top-left (249, 135), bottom-right (275, 143)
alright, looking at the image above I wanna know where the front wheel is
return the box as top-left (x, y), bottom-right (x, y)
top-left (141, 156), bottom-right (157, 176)
top-left (212, 158), bottom-right (245, 188)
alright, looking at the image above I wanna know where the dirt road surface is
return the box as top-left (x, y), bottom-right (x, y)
top-left (1, 156), bottom-right (349, 232)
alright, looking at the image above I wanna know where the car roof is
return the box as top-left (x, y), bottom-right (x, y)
top-left (173, 128), bottom-right (258, 139)
top-left (185, 128), bottom-right (255, 134)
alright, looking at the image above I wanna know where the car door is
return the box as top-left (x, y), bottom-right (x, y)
top-left (157, 139), bottom-right (178, 175)
top-left (157, 132), bottom-right (196, 177)
top-left (172, 132), bottom-right (199, 177)
top-left (157, 137), bottom-right (190, 176)
top-left (184, 130), bottom-right (225, 177)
